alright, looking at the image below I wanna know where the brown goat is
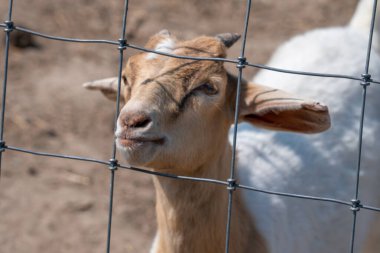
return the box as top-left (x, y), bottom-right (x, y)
top-left (84, 30), bottom-right (330, 253)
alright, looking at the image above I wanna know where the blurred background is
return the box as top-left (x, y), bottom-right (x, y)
top-left (1, 0), bottom-right (378, 252)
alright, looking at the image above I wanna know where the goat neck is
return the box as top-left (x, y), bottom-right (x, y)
top-left (152, 142), bottom-right (268, 253)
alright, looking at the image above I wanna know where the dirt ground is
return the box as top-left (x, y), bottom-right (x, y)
top-left (1, 0), bottom-right (378, 253)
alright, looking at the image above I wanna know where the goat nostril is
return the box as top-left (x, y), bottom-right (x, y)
top-left (133, 118), bottom-right (151, 128)
top-left (125, 114), bottom-right (152, 129)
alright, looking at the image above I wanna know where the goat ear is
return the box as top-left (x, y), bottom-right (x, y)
top-left (216, 33), bottom-right (241, 48)
top-left (83, 77), bottom-right (125, 102)
top-left (239, 83), bottom-right (331, 134)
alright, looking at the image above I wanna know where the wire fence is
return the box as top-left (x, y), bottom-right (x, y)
top-left (1, 0), bottom-right (380, 252)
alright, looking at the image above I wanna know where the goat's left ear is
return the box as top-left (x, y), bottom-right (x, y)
top-left (83, 77), bottom-right (125, 102)
top-left (239, 83), bottom-right (331, 134)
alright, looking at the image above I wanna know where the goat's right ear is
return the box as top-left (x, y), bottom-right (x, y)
top-left (238, 82), bottom-right (331, 134)
top-left (83, 77), bottom-right (125, 102)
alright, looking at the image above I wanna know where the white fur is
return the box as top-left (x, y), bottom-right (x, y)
top-left (350, 0), bottom-right (380, 52)
top-left (232, 1), bottom-right (380, 252)
top-left (149, 233), bottom-right (160, 253)
top-left (146, 38), bottom-right (176, 60)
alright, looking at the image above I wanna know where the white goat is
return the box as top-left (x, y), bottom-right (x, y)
top-left (238, 0), bottom-right (380, 252)
top-left (84, 0), bottom-right (379, 252)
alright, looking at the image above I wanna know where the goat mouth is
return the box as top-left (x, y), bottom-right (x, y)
top-left (117, 136), bottom-right (165, 148)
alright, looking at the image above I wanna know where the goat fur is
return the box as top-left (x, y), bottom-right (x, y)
top-left (235, 0), bottom-right (380, 252)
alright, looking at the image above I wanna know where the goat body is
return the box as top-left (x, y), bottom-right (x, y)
top-left (238, 0), bottom-right (380, 252)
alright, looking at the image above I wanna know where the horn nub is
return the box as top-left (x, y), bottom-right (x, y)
top-left (216, 33), bottom-right (241, 48)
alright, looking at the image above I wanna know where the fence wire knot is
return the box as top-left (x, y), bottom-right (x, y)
top-left (4, 21), bottom-right (14, 32)
top-left (351, 199), bottom-right (362, 212)
top-left (227, 178), bottom-right (237, 191)
top-left (236, 57), bottom-right (247, 69)
top-left (118, 39), bottom-right (127, 50)
top-left (361, 73), bottom-right (372, 87)
top-left (0, 141), bottom-right (5, 152)
top-left (109, 158), bottom-right (118, 171)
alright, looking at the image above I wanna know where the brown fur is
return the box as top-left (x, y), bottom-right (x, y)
top-left (153, 144), bottom-right (268, 253)
top-left (83, 31), bottom-right (330, 253)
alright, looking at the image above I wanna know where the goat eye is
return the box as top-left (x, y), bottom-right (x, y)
top-left (197, 83), bottom-right (218, 95)
top-left (122, 76), bottom-right (128, 86)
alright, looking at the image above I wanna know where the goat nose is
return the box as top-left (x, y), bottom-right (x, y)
top-left (121, 112), bottom-right (152, 129)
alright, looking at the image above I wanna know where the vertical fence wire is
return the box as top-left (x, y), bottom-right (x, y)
top-left (364, 0), bottom-right (378, 75)
top-left (106, 1), bottom-right (129, 253)
top-left (349, 1), bottom-right (378, 252)
top-left (0, 0), bottom-right (14, 179)
top-left (105, 167), bottom-right (116, 253)
top-left (225, 1), bottom-right (252, 252)
top-left (0, 1), bottom-right (380, 253)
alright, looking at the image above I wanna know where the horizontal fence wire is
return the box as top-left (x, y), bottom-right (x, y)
top-left (0, 0), bottom-right (379, 253)
top-left (4, 143), bottom-right (380, 212)
top-left (1, 23), bottom-right (380, 85)
top-left (4, 142), bottom-right (380, 218)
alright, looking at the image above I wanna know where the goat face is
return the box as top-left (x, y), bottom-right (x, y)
top-left (115, 31), bottom-right (237, 172)
top-left (84, 30), bottom-right (331, 173)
